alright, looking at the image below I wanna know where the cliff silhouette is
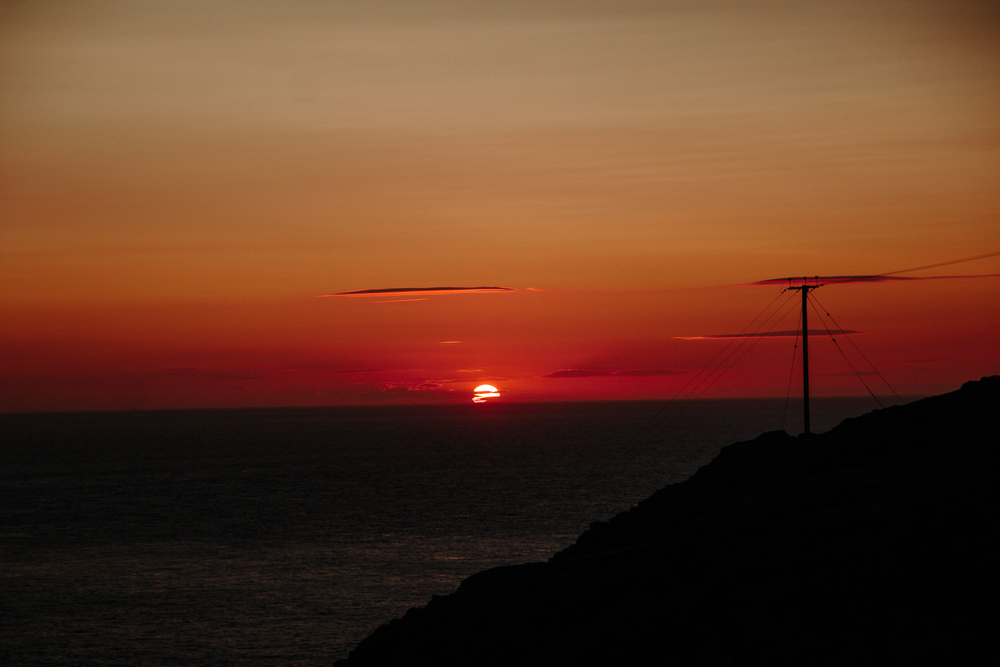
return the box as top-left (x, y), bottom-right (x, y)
top-left (335, 377), bottom-right (999, 666)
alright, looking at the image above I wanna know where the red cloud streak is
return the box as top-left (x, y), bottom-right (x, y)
top-left (320, 286), bottom-right (515, 297)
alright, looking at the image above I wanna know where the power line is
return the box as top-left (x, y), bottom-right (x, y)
top-left (880, 249), bottom-right (1000, 276)
top-left (603, 288), bottom-right (797, 459)
top-left (664, 289), bottom-right (794, 405)
top-left (684, 294), bottom-right (802, 403)
top-left (809, 293), bottom-right (903, 404)
top-left (649, 289), bottom-right (800, 433)
top-left (806, 294), bottom-right (884, 409)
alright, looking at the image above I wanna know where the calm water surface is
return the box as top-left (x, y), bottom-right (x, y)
top-left (1, 398), bottom-right (880, 664)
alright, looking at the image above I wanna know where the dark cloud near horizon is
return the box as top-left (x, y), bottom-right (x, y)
top-left (437, 376), bottom-right (510, 384)
top-left (544, 369), bottom-right (689, 378)
top-left (320, 286), bottom-right (515, 297)
top-left (319, 368), bottom-right (388, 373)
top-left (614, 369), bottom-right (689, 376)
top-left (544, 370), bottom-right (613, 378)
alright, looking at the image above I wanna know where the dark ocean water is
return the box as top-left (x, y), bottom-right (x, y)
top-left (1, 398), bottom-right (880, 664)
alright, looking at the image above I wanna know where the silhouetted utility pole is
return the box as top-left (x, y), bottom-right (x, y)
top-left (788, 279), bottom-right (821, 435)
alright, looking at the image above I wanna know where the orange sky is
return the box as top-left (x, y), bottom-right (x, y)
top-left (2, 0), bottom-right (998, 411)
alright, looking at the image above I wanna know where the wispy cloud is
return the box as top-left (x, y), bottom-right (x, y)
top-left (613, 369), bottom-right (689, 376)
top-left (319, 368), bottom-right (388, 373)
top-left (751, 251), bottom-right (1000, 286)
top-left (544, 369), bottom-right (613, 378)
top-left (437, 376), bottom-right (509, 384)
top-left (319, 286), bottom-right (515, 297)
top-left (677, 329), bottom-right (859, 340)
top-left (751, 274), bottom-right (999, 286)
top-left (544, 369), bottom-right (689, 378)
top-left (752, 275), bottom-right (904, 285)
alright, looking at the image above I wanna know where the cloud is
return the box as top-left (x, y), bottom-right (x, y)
top-left (544, 369), bottom-right (614, 378)
top-left (613, 369), bottom-right (689, 376)
top-left (437, 376), bottom-right (509, 384)
top-left (751, 274), bottom-right (1000, 286)
top-left (319, 286), bottom-right (515, 297)
top-left (752, 275), bottom-right (904, 285)
top-left (543, 369), bottom-right (689, 378)
top-left (677, 329), bottom-right (859, 340)
top-left (321, 368), bottom-right (388, 373)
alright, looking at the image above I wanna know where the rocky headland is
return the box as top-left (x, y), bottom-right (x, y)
top-left (335, 377), bottom-right (999, 665)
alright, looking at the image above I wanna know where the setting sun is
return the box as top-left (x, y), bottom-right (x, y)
top-left (473, 385), bottom-right (500, 403)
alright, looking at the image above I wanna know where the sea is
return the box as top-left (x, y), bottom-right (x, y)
top-left (1, 397), bottom-right (882, 665)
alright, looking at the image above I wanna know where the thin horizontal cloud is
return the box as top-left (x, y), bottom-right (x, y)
top-left (160, 367), bottom-right (264, 380)
top-left (614, 369), bottom-right (689, 376)
top-left (677, 329), bottom-right (859, 340)
top-left (319, 369), bottom-right (388, 373)
top-left (167, 365), bottom-right (391, 377)
top-left (319, 286), bottom-right (515, 297)
top-left (544, 370), bottom-right (613, 378)
top-left (751, 274), bottom-right (1000, 286)
top-left (752, 275), bottom-right (905, 285)
top-left (544, 369), bottom-right (689, 378)
top-left (437, 376), bottom-right (509, 384)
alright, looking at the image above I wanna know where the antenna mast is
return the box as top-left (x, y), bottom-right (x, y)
top-left (788, 278), bottom-right (821, 435)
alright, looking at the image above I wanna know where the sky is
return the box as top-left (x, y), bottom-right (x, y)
top-left (1, 0), bottom-right (998, 411)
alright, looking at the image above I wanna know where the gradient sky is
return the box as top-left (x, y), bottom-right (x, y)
top-left (2, 0), bottom-right (998, 411)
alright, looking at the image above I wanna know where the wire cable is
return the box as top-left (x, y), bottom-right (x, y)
top-left (809, 293), bottom-right (903, 404)
top-left (674, 290), bottom-right (799, 404)
top-left (806, 294), bottom-right (884, 409)
top-left (664, 289), bottom-right (792, 404)
top-left (880, 249), bottom-right (1000, 276)
top-left (596, 288), bottom-right (797, 464)
top-left (650, 289), bottom-right (800, 433)
top-left (682, 291), bottom-right (803, 405)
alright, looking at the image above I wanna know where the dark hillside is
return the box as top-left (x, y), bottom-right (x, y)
top-left (336, 377), bottom-right (999, 666)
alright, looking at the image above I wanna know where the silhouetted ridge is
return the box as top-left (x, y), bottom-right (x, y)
top-left (335, 377), bottom-right (999, 666)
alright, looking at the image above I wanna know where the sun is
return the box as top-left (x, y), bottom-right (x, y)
top-left (472, 384), bottom-right (500, 403)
